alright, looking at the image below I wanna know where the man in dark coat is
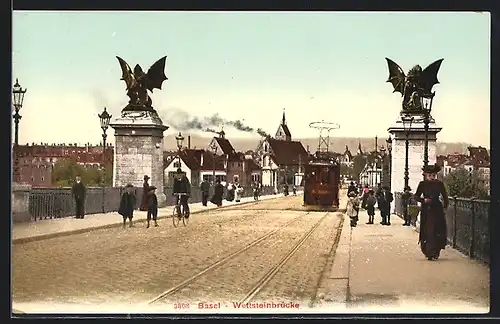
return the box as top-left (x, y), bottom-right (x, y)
top-left (375, 183), bottom-right (384, 223)
top-left (414, 164), bottom-right (449, 261)
top-left (211, 179), bottom-right (224, 207)
top-left (253, 182), bottom-right (260, 201)
top-left (140, 175), bottom-right (150, 211)
top-left (71, 175), bottom-right (86, 219)
top-left (401, 186), bottom-right (413, 226)
top-left (200, 178), bottom-right (210, 206)
top-left (378, 186), bottom-right (394, 225)
top-left (172, 169), bottom-right (191, 217)
top-left (146, 185), bottom-right (159, 228)
top-left (118, 184), bottom-right (136, 228)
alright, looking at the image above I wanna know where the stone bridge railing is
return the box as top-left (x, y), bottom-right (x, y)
top-left (394, 192), bottom-right (490, 265)
top-left (12, 185), bottom-right (299, 223)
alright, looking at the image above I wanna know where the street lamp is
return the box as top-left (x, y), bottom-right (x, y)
top-left (386, 136), bottom-right (393, 191)
top-left (98, 107), bottom-right (112, 174)
top-left (12, 78), bottom-right (27, 182)
top-left (420, 93), bottom-right (435, 169)
top-left (98, 107), bottom-right (112, 212)
top-left (379, 146), bottom-right (386, 187)
top-left (401, 114), bottom-right (415, 191)
top-left (210, 142), bottom-right (218, 185)
top-left (98, 107), bottom-right (112, 159)
top-left (175, 132), bottom-right (184, 171)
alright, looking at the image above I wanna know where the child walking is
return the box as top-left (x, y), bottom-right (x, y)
top-left (346, 191), bottom-right (360, 227)
top-left (146, 185), bottom-right (159, 228)
top-left (365, 189), bottom-right (377, 224)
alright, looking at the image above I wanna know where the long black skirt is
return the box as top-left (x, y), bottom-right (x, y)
top-left (419, 204), bottom-right (447, 258)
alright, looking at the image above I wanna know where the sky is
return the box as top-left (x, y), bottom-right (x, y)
top-left (12, 11), bottom-right (490, 147)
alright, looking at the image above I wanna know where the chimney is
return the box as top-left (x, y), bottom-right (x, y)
top-left (188, 136), bottom-right (191, 149)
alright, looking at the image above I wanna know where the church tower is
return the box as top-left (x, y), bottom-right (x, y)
top-left (274, 108), bottom-right (292, 141)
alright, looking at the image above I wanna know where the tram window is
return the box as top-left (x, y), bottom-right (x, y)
top-left (321, 168), bottom-right (330, 184)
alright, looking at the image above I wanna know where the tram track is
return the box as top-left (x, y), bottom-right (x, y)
top-left (238, 213), bottom-right (330, 304)
top-left (147, 211), bottom-right (330, 306)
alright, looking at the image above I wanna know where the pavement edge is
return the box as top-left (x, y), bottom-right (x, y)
top-left (12, 195), bottom-right (284, 245)
top-left (315, 210), bottom-right (351, 307)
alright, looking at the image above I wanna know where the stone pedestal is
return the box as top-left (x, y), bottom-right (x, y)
top-left (110, 108), bottom-right (169, 207)
top-left (387, 115), bottom-right (442, 196)
top-left (12, 183), bottom-right (32, 223)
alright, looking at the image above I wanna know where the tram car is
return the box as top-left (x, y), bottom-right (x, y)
top-left (303, 154), bottom-right (341, 211)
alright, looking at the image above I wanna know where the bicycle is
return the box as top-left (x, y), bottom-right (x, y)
top-left (172, 193), bottom-right (189, 227)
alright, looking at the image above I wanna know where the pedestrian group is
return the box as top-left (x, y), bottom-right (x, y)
top-left (72, 170), bottom-right (268, 228)
top-left (345, 163), bottom-right (449, 261)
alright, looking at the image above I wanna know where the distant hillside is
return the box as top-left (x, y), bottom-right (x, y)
top-left (163, 134), bottom-right (478, 156)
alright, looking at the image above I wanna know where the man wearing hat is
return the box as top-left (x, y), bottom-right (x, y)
top-left (71, 175), bottom-right (86, 219)
top-left (140, 175), bottom-right (150, 211)
top-left (173, 168), bottom-right (191, 218)
top-left (414, 163), bottom-right (449, 261)
top-left (118, 184), bottom-right (136, 228)
top-left (378, 185), bottom-right (394, 225)
top-left (401, 186), bottom-right (413, 226)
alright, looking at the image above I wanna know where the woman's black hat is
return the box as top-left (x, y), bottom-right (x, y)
top-left (422, 163), bottom-right (441, 174)
top-left (125, 183), bottom-right (134, 188)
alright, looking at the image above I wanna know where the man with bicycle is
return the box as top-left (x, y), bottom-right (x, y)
top-left (173, 168), bottom-right (191, 218)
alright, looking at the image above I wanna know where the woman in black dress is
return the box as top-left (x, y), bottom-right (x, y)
top-left (414, 164), bottom-right (449, 261)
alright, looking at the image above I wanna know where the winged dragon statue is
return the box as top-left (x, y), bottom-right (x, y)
top-left (116, 56), bottom-right (168, 112)
top-left (385, 58), bottom-right (443, 113)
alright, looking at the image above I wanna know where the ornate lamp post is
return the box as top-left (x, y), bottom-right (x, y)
top-left (379, 146), bottom-right (386, 187)
top-left (98, 107), bottom-right (112, 212)
top-left (12, 78), bottom-right (27, 183)
top-left (175, 132), bottom-right (184, 172)
top-left (420, 93), bottom-right (435, 169)
top-left (98, 107), bottom-right (112, 168)
top-left (401, 114), bottom-right (414, 191)
top-left (386, 136), bottom-right (393, 191)
top-left (210, 142), bottom-right (218, 185)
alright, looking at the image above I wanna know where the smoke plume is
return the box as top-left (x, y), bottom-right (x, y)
top-left (162, 108), bottom-right (269, 137)
top-left (205, 128), bottom-right (219, 134)
top-left (256, 128), bottom-right (270, 138)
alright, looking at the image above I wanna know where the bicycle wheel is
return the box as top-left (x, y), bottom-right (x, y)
top-left (182, 209), bottom-right (189, 226)
top-left (172, 206), bottom-right (180, 227)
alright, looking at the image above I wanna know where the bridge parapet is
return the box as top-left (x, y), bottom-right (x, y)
top-left (394, 192), bottom-right (490, 265)
top-left (13, 185), bottom-right (287, 223)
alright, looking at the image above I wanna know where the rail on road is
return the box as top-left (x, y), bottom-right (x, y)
top-left (12, 192), bottom-right (489, 314)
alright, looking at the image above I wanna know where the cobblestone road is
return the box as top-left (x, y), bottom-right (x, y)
top-left (253, 213), bottom-right (343, 306)
top-left (12, 195), bottom-right (343, 311)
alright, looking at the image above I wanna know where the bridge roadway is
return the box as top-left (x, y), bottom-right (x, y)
top-left (12, 193), bottom-right (489, 314)
top-left (12, 194), bottom-right (344, 313)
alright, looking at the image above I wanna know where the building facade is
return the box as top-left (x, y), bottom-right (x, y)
top-left (15, 142), bottom-right (114, 187)
top-left (257, 110), bottom-right (309, 190)
top-left (163, 131), bottom-right (262, 188)
top-left (438, 146), bottom-right (490, 193)
top-left (208, 130), bottom-right (262, 187)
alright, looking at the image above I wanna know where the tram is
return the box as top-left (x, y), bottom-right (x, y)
top-left (303, 152), bottom-right (341, 211)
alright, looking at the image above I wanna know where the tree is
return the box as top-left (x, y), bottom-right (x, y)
top-left (52, 160), bottom-right (113, 187)
top-left (340, 164), bottom-right (354, 178)
top-left (443, 168), bottom-right (489, 199)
